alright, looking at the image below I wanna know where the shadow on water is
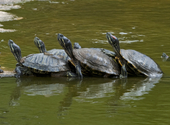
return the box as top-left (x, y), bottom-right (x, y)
top-left (5, 76), bottom-right (161, 121)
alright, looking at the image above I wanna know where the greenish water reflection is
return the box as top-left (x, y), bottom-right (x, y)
top-left (1, 0), bottom-right (170, 125)
top-left (1, 77), bottom-right (166, 125)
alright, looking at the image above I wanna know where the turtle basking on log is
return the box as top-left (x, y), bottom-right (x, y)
top-left (8, 40), bottom-right (78, 78)
top-left (57, 33), bottom-right (123, 79)
top-left (106, 32), bottom-right (163, 78)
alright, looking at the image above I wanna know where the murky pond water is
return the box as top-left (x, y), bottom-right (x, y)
top-left (1, 0), bottom-right (170, 124)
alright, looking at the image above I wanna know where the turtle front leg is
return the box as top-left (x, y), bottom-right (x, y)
top-left (101, 49), bottom-right (116, 58)
top-left (120, 64), bottom-right (127, 79)
top-left (14, 66), bottom-right (22, 78)
top-left (75, 61), bottom-right (83, 79)
top-left (14, 66), bottom-right (33, 78)
top-left (70, 59), bottom-right (83, 79)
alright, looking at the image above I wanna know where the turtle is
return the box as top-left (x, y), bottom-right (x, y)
top-left (8, 40), bottom-right (77, 78)
top-left (161, 52), bottom-right (170, 61)
top-left (57, 33), bottom-right (123, 79)
top-left (106, 32), bottom-right (163, 78)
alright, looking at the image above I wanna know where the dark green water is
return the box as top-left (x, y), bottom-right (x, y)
top-left (1, 0), bottom-right (170, 124)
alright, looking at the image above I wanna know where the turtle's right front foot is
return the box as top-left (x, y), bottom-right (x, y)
top-left (120, 64), bottom-right (127, 79)
top-left (75, 61), bottom-right (83, 79)
top-left (14, 66), bottom-right (22, 78)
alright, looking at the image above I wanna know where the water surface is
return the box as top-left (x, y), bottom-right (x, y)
top-left (1, 0), bottom-right (170, 125)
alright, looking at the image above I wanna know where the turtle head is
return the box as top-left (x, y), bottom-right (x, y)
top-left (8, 39), bottom-right (22, 64)
top-left (58, 33), bottom-right (83, 78)
top-left (74, 42), bottom-right (81, 49)
top-left (8, 39), bottom-right (14, 46)
top-left (57, 33), bottom-right (74, 59)
top-left (161, 52), bottom-right (169, 61)
top-left (57, 33), bottom-right (70, 48)
top-left (34, 37), bottom-right (47, 53)
top-left (106, 32), bottom-right (120, 54)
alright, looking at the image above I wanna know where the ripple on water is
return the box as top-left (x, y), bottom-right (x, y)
top-left (0, 0), bottom-right (33, 5)
top-left (0, 0), bottom-right (33, 33)
top-left (0, 4), bottom-right (21, 10)
top-left (93, 32), bottom-right (145, 44)
top-left (0, 10), bottom-right (21, 32)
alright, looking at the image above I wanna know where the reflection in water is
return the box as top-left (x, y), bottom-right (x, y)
top-left (0, 10), bottom-right (19, 32)
top-left (0, 4), bottom-right (20, 10)
top-left (0, 0), bottom-right (32, 5)
top-left (120, 78), bottom-right (160, 101)
top-left (9, 77), bottom-right (160, 118)
top-left (107, 77), bottom-right (161, 117)
top-left (0, 0), bottom-right (31, 33)
top-left (0, 27), bottom-right (16, 32)
top-left (23, 83), bottom-right (65, 97)
top-left (0, 9), bottom-right (24, 32)
top-left (0, 0), bottom-right (33, 11)
top-left (0, 11), bottom-right (17, 22)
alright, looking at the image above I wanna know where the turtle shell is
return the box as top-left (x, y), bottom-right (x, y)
top-left (22, 50), bottom-right (70, 73)
top-left (47, 49), bottom-right (70, 61)
top-left (120, 49), bottom-right (163, 77)
top-left (73, 48), bottom-right (120, 76)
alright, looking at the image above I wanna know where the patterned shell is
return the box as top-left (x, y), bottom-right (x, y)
top-left (23, 49), bottom-right (70, 72)
top-left (47, 49), bottom-right (70, 61)
top-left (73, 48), bottom-right (120, 76)
top-left (120, 49), bottom-right (163, 77)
